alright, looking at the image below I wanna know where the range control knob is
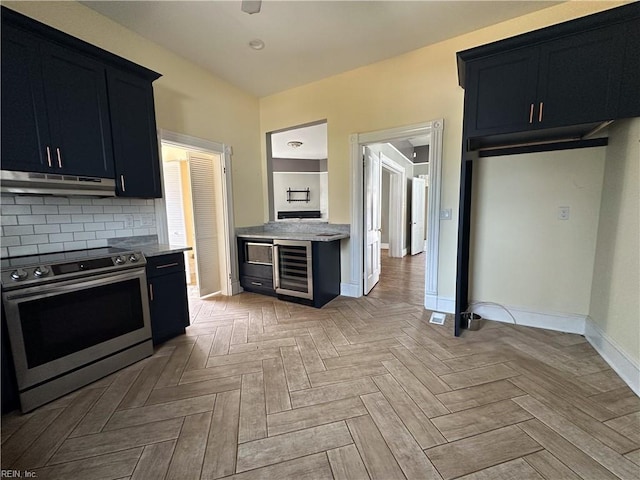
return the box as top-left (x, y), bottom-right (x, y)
top-left (114, 255), bottom-right (126, 265)
top-left (10, 269), bottom-right (28, 281)
top-left (34, 266), bottom-right (50, 277)
top-left (128, 254), bottom-right (139, 263)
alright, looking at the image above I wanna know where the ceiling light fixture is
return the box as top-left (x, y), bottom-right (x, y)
top-left (287, 141), bottom-right (303, 148)
top-left (249, 39), bottom-right (265, 50)
top-left (241, 0), bottom-right (262, 15)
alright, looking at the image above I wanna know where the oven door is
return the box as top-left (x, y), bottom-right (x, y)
top-left (2, 268), bottom-right (151, 391)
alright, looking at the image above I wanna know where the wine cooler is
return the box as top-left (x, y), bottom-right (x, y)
top-left (273, 239), bottom-right (313, 300)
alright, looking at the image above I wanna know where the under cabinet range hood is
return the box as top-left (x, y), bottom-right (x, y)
top-left (0, 170), bottom-right (116, 197)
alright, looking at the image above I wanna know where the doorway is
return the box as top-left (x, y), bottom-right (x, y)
top-left (156, 131), bottom-right (239, 298)
top-left (350, 119), bottom-right (443, 307)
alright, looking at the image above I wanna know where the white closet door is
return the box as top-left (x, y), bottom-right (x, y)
top-left (162, 161), bottom-right (188, 248)
top-left (411, 177), bottom-right (426, 255)
top-left (189, 152), bottom-right (221, 297)
top-left (364, 147), bottom-right (381, 294)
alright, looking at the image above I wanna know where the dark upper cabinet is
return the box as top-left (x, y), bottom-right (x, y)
top-left (1, 6), bottom-right (162, 197)
top-left (1, 24), bottom-right (52, 173)
top-left (1, 24), bottom-right (113, 178)
top-left (464, 47), bottom-right (539, 137)
top-left (459, 4), bottom-right (640, 149)
top-left (536, 25), bottom-right (624, 128)
top-left (108, 69), bottom-right (162, 198)
top-left (618, 20), bottom-right (640, 119)
top-left (40, 42), bottom-right (114, 177)
top-left (464, 24), bottom-right (624, 141)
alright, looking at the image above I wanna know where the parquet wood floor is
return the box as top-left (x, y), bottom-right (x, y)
top-left (2, 253), bottom-right (639, 479)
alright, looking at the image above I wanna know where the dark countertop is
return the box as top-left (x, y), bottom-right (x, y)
top-left (138, 243), bottom-right (192, 258)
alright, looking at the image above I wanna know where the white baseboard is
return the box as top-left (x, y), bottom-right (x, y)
top-left (401, 248), bottom-right (408, 257)
top-left (380, 243), bottom-right (389, 250)
top-left (469, 303), bottom-right (586, 335)
top-left (340, 282), bottom-right (360, 298)
top-left (230, 280), bottom-right (242, 296)
top-left (585, 317), bottom-right (640, 396)
top-left (424, 295), bottom-right (455, 313)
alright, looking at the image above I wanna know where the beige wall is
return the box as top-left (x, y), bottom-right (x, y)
top-left (258, 1), bottom-right (624, 300)
top-left (471, 148), bottom-right (606, 315)
top-left (589, 118), bottom-right (640, 365)
top-left (4, 1), bottom-right (263, 228)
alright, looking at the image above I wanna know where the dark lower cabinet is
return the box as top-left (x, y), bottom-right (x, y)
top-left (238, 237), bottom-right (341, 308)
top-left (146, 253), bottom-right (190, 345)
top-left (1, 305), bottom-right (19, 414)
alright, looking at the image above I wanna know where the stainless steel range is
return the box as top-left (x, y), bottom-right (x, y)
top-left (1, 247), bottom-right (153, 412)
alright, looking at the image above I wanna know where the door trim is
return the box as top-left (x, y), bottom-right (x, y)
top-left (349, 119), bottom-right (443, 303)
top-left (156, 130), bottom-right (239, 296)
top-left (380, 153), bottom-right (406, 259)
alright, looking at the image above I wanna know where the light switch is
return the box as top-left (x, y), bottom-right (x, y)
top-left (440, 209), bottom-right (452, 220)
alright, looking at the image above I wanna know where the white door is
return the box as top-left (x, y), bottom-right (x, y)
top-left (189, 152), bottom-right (222, 297)
top-left (364, 147), bottom-right (382, 294)
top-left (411, 177), bottom-right (426, 255)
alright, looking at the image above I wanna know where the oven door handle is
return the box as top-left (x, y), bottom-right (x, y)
top-left (3, 268), bottom-right (147, 301)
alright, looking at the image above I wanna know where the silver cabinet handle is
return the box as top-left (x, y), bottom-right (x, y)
top-left (155, 262), bottom-right (179, 269)
top-left (251, 281), bottom-right (263, 286)
top-left (56, 147), bottom-right (62, 168)
top-left (273, 244), bottom-right (280, 289)
top-left (46, 146), bottom-right (52, 167)
top-left (149, 283), bottom-right (154, 301)
top-left (120, 174), bottom-right (126, 192)
top-left (538, 102), bottom-right (544, 122)
top-left (529, 103), bottom-right (534, 124)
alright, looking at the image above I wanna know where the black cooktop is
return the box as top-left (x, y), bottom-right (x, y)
top-left (1, 246), bottom-right (131, 270)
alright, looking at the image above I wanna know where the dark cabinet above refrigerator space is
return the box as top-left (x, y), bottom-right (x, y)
top-left (458, 3), bottom-right (640, 151)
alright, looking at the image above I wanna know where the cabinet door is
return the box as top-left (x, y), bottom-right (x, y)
top-left (40, 43), bottom-right (114, 177)
top-left (148, 271), bottom-right (189, 345)
top-left (464, 47), bottom-right (539, 138)
top-left (1, 25), bottom-right (52, 173)
top-left (618, 19), bottom-right (640, 119)
top-left (536, 25), bottom-right (624, 128)
top-left (107, 69), bottom-right (162, 198)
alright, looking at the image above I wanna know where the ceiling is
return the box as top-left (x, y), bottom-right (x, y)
top-left (81, 1), bottom-right (562, 97)
top-left (271, 122), bottom-right (327, 159)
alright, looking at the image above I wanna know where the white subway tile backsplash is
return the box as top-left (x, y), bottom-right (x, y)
top-left (64, 241), bottom-right (88, 250)
top-left (60, 224), bottom-right (85, 233)
top-left (83, 222), bottom-right (106, 231)
top-left (74, 231), bottom-right (96, 241)
top-left (82, 205), bottom-right (104, 214)
top-left (4, 225), bottom-right (35, 236)
top-left (14, 196), bottom-right (44, 205)
top-left (2, 205), bottom-right (32, 215)
top-left (46, 214), bottom-right (72, 224)
top-left (34, 224), bottom-right (61, 234)
top-left (71, 214), bottom-right (94, 223)
top-left (21, 234), bottom-right (49, 245)
top-left (93, 214), bottom-right (114, 222)
top-left (18, 215), bottom-right (46, 225)
top-left (44, 197), bottom-right (70, 205)
top-left (2, 237), bottom-right (21, 247)
top-left (58, 205), bottom-right (83, 214)
top-left (95, 230), bottom-right (116, 239)
top-left (87, 239), bottom-right (108, 248)
top-left (38, 243), bottom-right (64, 254)
top-left (1, 194), bottom-right (156, 256)
top-left (49, 233), bottom-right (74, 243)
top-left (8, 245), bottom-right (38, 256)
top-left (32, 205), bottom-right (60, 214)
top-left (103, 206), bottom-right (123, 214)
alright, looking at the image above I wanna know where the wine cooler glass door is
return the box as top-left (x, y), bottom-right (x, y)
top-left (274, 240), bottom-right (313, 300)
